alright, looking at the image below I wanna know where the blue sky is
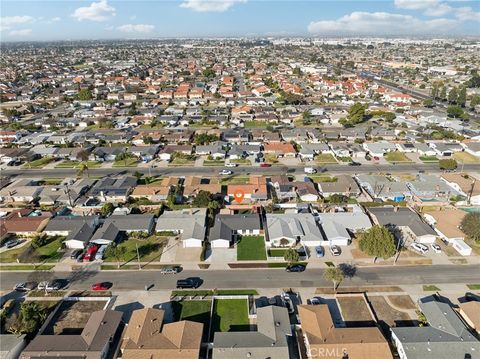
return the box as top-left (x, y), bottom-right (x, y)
top-left (1, 0), bottom-right (479, 41)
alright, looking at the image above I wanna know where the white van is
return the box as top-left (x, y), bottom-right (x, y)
top-left (304, 167), bottom-right (317, 174)
top-left (95, 245), bottom-right (108, 261)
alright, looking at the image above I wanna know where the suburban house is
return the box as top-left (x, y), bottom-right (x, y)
top-left (209, 214), bottom-right (262, 248)
top-left (356, 174), bottom-right (410, 202)
top-left (391, 297), bottom-right (480, 359)
top-left (269, 176), bottom-right (297, 201)
top-left (155, 208), bottom-right (207, 248)
top-left (459, 301), bottom-right (480, 335)
top-left (298, 304), bottom-right (393, 359)
top-left (183, 176), bottom-right (222, 200)
top-left (0, 179), bottom-right (42, 204)
top-left (20, 310), bottom-right (123, 359)
top-left (316, 175), bottom-right (361, 198)
top-left (368, 207), bottom-right (437, 244)
top-left (227, 176), bottom-right (268, 204)
top-left (407, 175), bottom-right (458, 201)
top-left (428, 142), bottom-right (463, 156)
top-left (316, 209), bottom-right (372, 246)
top-left (38, 178), bottom-right (95, 206)
top-left (298, 143), bottom-right (330, 161)
top-left (266, 213), bottom-right (323, 248)
top-left (0, 209), bottom-right (52, 238)
top-left (263, 142), bottom-right (297, 157)
top-left (441, 173), bottom-right (480, 205)
top-left (423, 209), bottom-right (472, 256)
top-left (88, 176), bottom-right (137, 203)
top-left (363, 142), bottom-right (397, 157)
top-left (121, 308), bottom-right (203, 359)
top-left (462, 142), bottom-right (480, 157)
top-left (131, 178), bottom-right (178, 202)
top-left (91, 214), bottom-right (155, 245)
top-left (213, 305), bottom-right (292, 359)
top-left (44, 216), bottom-right (100, 249)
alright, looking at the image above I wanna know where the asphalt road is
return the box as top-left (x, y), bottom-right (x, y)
top-left (2, 265), bottom-right (479, 291)
top-left (3, 163), bottom-right (480, 178)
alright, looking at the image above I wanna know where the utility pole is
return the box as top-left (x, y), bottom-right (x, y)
top-left (136, 243), bottom-right (141, 270)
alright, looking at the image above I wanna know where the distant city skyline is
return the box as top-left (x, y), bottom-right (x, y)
top-left (0, 0), bottom-right (479, 41)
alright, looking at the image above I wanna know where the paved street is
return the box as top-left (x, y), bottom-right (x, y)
top-left (2, 264), bottom-right (479, 291)
top-left (3, 162), bottom-right (480, 178)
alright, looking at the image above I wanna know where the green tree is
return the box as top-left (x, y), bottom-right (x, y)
top-left (460, 212), bottom-right (480, 242)
top-left (448, 87), bottom-right (458, 104)
top-left (323, 267), bottom-right (345, 291)
top-left (440, 86), bottom-right (447, 101)
top-left (284, 248), bottom-right (300, 263)
top-left (447, 105), bottom-right (464, 118)
top-left (77, 88), bottom-right (93, 101)
top-left (358, 225), bottom-right (396, 262)
top-left (10, 302), bottom-right (49, 334)
top-left (101, 202), bottom-right (114, 216)
top-left (470, 95), bottom-right (480, 109)
top-left (423, 98), bottom-right (433, 107)
top-left (31, 235), bottom-right (48, 248)
top-left (202, 68), bottom-right (215, 78)
top-left (457, 87), bottom-right (467, 107)
top-left (439, 158), bottom-right (457, 171)
top-left (192, 190), bottom-right (213, 207)
top-left (105, 245), bottom-right (127, 268)
top-left (77, 162), bottom-right (89, 178)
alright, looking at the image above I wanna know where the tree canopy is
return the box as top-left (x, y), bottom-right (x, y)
top-left (358, 225), bottom-right (396, 260)
top-left (461, 212), bottom-right (480, 242)
top-left (323, 267), bottom-right (345, 290)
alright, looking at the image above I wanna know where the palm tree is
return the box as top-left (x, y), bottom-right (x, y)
top-left (77, 162), bottom-right (89, 178)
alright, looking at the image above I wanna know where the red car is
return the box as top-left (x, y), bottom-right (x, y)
top-left (91, 282), bottom-right (112, 291)
top-left (260, 163), bottom-right (271, 167)
top-left (83, 245), bottom-right (98, 262)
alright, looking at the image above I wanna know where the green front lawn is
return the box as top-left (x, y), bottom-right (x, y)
top-left (384, 151), bottom-right (412, 163)
top-left (112, 158), bottom-right (138, 167)
top-left (315, 154), bottom-right (338, 164)
top-left (220, 175), bottom-right (250, 184)
top-left (467, 284), bottom-right (480, 290)
top-left (169, 158), bottom-right (196, 167)
top-left (103, 236), bottom-right (164, 263)
top-left (213, 299), bottom-right (249, 332)
top-left (237, 236), bottom-right (267, 261)
top-left (34, 237), bottom-right (64, 262)
top-left (419, 155), bottom-right (439, 162)
top-left (231, 158), bottom-right (251, 165)
top-left (55, 160), bottom-right (101, 169)
top-left (203, 160), bottom-right (225, 166)
top-left (268, 249), bottom-right (287, 257)
top-left (423, 285), bottom-right (441, 291)
top-left (0, 264), bottom-right (55, 271)
top-left (453, 152), bottom-right (480, 164)
top-left (25, 157), bottom-right (54, 168)
top-left (0, 236), bottom-right (64, 263)
top-left (309, 175), bottom-right (338, 182)
top-left (243, 120), bottom-right (268, 128)
top-left (0, 246), bottom-right (25, 263)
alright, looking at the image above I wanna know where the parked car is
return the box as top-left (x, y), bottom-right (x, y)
top-left (14, 281), bottom-right (38, 292)
top-left (225, 162), bottom-right (237, 168)
top-left (70, 249), bottom-right (83, 260)
top-left (176, 278), bottom-right (201, 289)
top-left (304, 167), bottom-right (317, 174)
top-left (4, 239), bottom-right (21, 249)
top-left (285, 264), bottom-right (306, 272)
top-left (308, 297), bottom-right (321, 305)
top-left (219, 169), bottom-right (233, 175)
top-left (260, 163), bottom-right (271, 167)
top-left (91, 282), bottom-right (112, 291)
top-left (330, 245), bottom-right (341, 256)
top-left (315, 246), bottom-right (325, 258)
top-left (348, 161), bottom-right (361, 166)
top-left (281, 292), bottom-right (295, 314)
top-left (76, 250), bottom-right (85, 262)
top-left (95, 245), bottom-right (108, 261)
top-left (410, 242), bottom-right (428, 254)
top-left (431, 243), bottom-right (441, 254)
top-left (161, 266), bottom-right (181, 274)
top-left (83, 244), bottom-right (99, 261)
top-left (38, 279), bottom-right (67, 291)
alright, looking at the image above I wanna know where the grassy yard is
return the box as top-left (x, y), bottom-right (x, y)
top-left (264, 153), bottom-right (279, 164)
top-left (384, 151), bottom-right (412, 163)
top-left (172, 300), bottom-right (212, 323)
top-left (172, 289), bottom-right (258, 297)
top-left (220, 175), bottom-right (250, 184)
top-left (309, 175), bottom-right (337, 182)
top-left (419, 155), bottom-right (439, 162)
top-left (103, 236), bottom-right (164, 263)
top-left (203, 160), bottom-right (225, 166)
top-left (231, 158), bottom-right (251, 165)
top-left (0, 264), bottom-right (55, 271)
top-left (112, 158), bottom-right (138, 167)
top-left (55, 160), bottom-right (101, 169)
top-left (0, 246), bottom-right (27, 263)
top-left (315, 153), bottom-right (338, 164)
top-left (243, 120), bottom-right (268, 128)
top-left (25, 157), bottom-right (54, 168)
top-left (34, 237), bottom-right (64, 262)
top-left (212, 299), bottom-right (249, 332)
top-left (0, 237), bottom-right (64, 263)
top-left (423, 285), bottom-right (441, 291)
top-left (237, 236), bottom-right (267, 261)
top-left (168, 158), bottom-right (196, 167)
top-left (453, 152), bottom-right (480, 164)
top-left (467, 284), bottom-right (480, 290)
top-left (268, 249), bottom-right (287, 257)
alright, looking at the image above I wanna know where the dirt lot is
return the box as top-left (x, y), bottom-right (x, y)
top-left (368, 296), bottom-right (412, 328)
top-left (387, 295), bottom-right (416, 310)
top-left (43, 300), bottom-right (107, 335)
top-left (337, 296), bottom-right (374, 326)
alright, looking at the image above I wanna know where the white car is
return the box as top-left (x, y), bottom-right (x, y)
top-left (431, 243), bottom-right (441, 253)
top-left (219, 170), bottom-right (233, 175)
top-left (225, 162), bottom-right (237, 168)
top-left (410, 242), bottom-right (428, 254)
top-left (330, 245), bottom-right (341, 256)
top-left (304, 167), bottom-right (317, 174)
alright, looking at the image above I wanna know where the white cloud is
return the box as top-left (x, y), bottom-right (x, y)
top-left (395, 0), bottom-right (480, 21)
top-left (0, 15), bottom-right (34, 30)
top-left (179, 0), bottom-right (246, 12)
top-left (72, 0), bottom-right (116, 22)
top-left (308, 11), bottom-right (458, 35)
top-left (51, 17), bottom-right (61, 22)
top-left (9, 28), bottom-right (32, 36)
top-left (117, 24), bottom-right (155, 34)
